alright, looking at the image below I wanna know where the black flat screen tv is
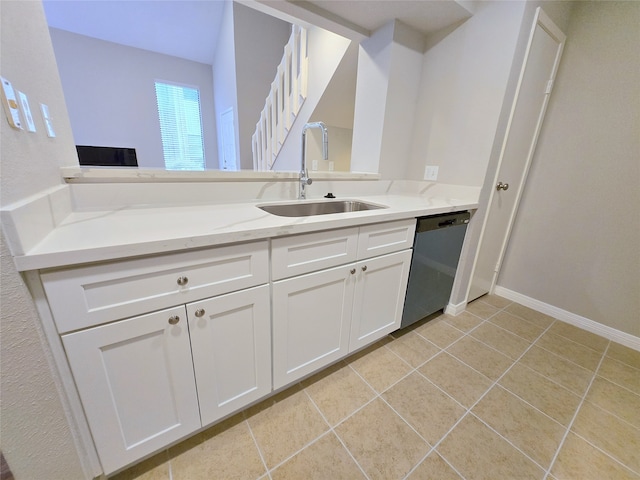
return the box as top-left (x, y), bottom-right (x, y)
top-left (76, 146), bottom-right (138, 167)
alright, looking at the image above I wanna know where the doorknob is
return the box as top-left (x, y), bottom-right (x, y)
top-left (496, 182), bottom-right (509, 191)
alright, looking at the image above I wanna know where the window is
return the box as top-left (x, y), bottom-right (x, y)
top-left (154, 82), bottom-right (205, 171)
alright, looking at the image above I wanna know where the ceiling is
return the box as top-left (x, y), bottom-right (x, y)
top-left (42, 0), bottom-right (227, 64)
top-left (296, 0), bottom-right (474, 38)
top-left (42, 0), bottom-right (475, 64)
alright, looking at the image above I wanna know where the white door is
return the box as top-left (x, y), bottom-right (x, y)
top-left (187, 285), bottom-right (271, 427)
top-left (219, 107), bottom-right (237, 170)
top-left (469, 8), bottom-right (566, 300)
top-left (62, 306), bottom-right (201, 475)
top-left (272, 265), bottom-right (354, 389)
top-left (349, 250), bottom-right (412, 351)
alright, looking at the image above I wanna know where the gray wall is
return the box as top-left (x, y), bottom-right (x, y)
top-left (50, 28), bottom-right (218, 170)
top-left (0, 2), bottom-right (87, 479)
top-left (233, 2), bottom-right (291, 170)
top-left (497, 1), bottom-right (640, 336)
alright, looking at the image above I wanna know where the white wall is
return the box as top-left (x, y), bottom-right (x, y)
top-left (50, 28), bottom-right (218, 170)
top-left (0, 2), bottom-right (87, 479)
top-left (377, 22), bottom-right (425, 180)
top-left (407, 1), bottom-right (527, 186)
top-left (306, 126), bottom-right (352, 172)
top-left (350, 21), bottom-right (394, 175)
top-left (234, 2), bottom-right (291, 170)
top-left (213, 0), bottom-right (238, 171)
top-left (497, 1), bottom-right (640, 336)
top-left (272, 26), bottom-right (352, 172)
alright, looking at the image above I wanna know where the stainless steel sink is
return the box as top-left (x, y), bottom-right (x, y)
top-left (258, 200), bottom-right (386, 217)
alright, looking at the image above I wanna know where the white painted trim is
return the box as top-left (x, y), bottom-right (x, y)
top-left (445, 300), bottom-right (467, 316)
top-left (493, 285), bottom-right (640, 352)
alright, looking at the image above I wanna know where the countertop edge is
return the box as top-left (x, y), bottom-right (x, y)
top-left (14, 200), bottom-right (478, 272)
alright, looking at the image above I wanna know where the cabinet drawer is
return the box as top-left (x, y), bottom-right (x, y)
top-left (42, 240), bottom-right (268, 333)
top-left (271, 227), bottom-right (358, 280)
top-left (357, 219), bottom-right (416, 259)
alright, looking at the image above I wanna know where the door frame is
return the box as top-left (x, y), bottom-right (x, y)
top-left (467, 7), bottom-right (566, 301)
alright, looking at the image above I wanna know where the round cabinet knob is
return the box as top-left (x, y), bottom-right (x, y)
top-left (350, 268), bottom-right (356, 274)
top-left (177, 276), bottom-right (189, 286)
top-left (194, 308), bottom-right (205, 318)
top-left (496, 182), bottom-right (510, 191)
top-left (168, 315), bottom-right (180, 325)
top-left (362, 265), bottom-right (368, 272)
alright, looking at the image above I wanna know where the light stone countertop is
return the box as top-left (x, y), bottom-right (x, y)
top-left (13, 193), bottom-right (478, 272)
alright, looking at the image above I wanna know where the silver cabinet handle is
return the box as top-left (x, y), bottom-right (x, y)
top-left (350, 268), bottom-right (356, 275)
top-left (362, 265), bottom-right (368, 272)
top-left (177, 276), bottom-right (189, 286)
top-left (194, 308), bottom-right (205, 318)
top-left (168, 315), bottom-right (180, 325)
top-left (496, 182), bottom-right (509, 191)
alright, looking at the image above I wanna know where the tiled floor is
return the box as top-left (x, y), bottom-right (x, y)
top-left (112, 296), bottom-right (640, 480)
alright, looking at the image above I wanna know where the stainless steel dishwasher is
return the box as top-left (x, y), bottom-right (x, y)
top-left (401, 211), bottom-right (471, 329)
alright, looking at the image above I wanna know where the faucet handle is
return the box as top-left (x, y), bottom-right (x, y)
top-left (302, 177), bottom-right (312, 186)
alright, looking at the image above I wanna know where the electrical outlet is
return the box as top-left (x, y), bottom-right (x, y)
top-left (329, 161), bottom-right (334, 171)
top-left (424, 165), bottom-right (439, 181)
top-left (312, 159), bottom-right (318, 171)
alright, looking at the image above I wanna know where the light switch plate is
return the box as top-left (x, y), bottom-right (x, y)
top-left (1, 76), bottom-right (23, 129)
top-left (18, 91), bottom-right (36, 132)
top-left (40, 103), bottom-right (56, 138)
top-left (424, 165), bottom-right (439, 181)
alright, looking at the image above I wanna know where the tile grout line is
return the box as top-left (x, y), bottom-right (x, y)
top-left (300, 388), bottom-right (372, 480)
top-left (542, 340), bottom-right (611, 480)
top-left (345, 352), bottom-right (439, 479)
top-left (166, 449), bottom-right (173, 480)
top-left (503, 350), bottom-right (592, 396)
top-left (569, 430), bottom-right (640, 477)
top-left (400, 305), bottom-right (513, 480)
top-left (593, 397), bottom-right (640, 432)
top-left (243, 416), bottom-right (273, 480)
top-left (412, 317), bottom-right (561, 477)
top-left (592, 371), bottom-right (640, 400)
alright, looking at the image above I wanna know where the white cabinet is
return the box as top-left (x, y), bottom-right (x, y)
top-left (42, 220), bottom-right (417, 475)
top-left (349, 250), bottom-right (413, 351)
top-left (272, 265), bottom-right (355, 389)
top-left (62, 306), bottom-right (201, 475)
top-left (187, 285), bottom-right (271, 426)
top-left (271, 219), bottom-right (415, 389)
top-left (44, 241), bottom-right (271, 475)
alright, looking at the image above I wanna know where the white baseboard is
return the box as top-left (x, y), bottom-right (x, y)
top-left (445, 300), bottom-right (467, 316)
top-left (493, 286), bottom-right (640, 352)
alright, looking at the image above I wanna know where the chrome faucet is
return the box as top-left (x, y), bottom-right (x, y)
top-left (300, 122), bottom-right (328, 199)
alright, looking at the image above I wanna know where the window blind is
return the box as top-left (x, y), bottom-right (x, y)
top-left (155, 82), bottom-right (205, 171)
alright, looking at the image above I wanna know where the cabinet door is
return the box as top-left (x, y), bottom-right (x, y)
top-left (272, 265), bottom-right (355, 389)
top-left (62, 306), bottom-right (200, 475)
top-left (187, 285), bottom-right (271, 426)
top-left (349, 250), bottom-right (412, 351)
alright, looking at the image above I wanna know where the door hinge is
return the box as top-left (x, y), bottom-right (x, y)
top-left (545, 79), bottom-right (554, 94)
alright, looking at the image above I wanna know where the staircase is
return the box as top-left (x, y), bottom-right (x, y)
top-left (252, 25), bottom-right (308, 171)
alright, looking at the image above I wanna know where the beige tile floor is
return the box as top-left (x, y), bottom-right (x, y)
top-left (112, 296), bottom-right (640, 480)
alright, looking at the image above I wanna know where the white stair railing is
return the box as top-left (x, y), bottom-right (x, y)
top-left (252, 25), bottom-right (308, 171)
